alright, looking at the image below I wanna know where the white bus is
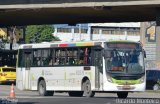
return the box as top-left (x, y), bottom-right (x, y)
top-left (16, 40), bottom-right (146, 98)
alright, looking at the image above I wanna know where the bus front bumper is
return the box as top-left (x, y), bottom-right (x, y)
top-left (103, 82), bottom-right (146, 92)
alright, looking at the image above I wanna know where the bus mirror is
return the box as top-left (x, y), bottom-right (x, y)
top-left (104, 50), bottom-right (111, 58)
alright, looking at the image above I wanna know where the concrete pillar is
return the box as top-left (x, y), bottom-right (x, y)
top-left (156, 11), bottom-right (160, 61)
top-left (124, 30), bottom-right (127, 40)
top-left (99, 29), bottom-right (102, 40)
top-left (71, 26), bottom-right (74, 41)
top-left (140, 22), bottom-right (147, 45)
top-left (54, 26), bottom-right (57, 36)
top-left (23, 26), bottom-right (26, 44)
top-left (88, 25), bottom-right (92, 40)
top-left (79, 24), bottom-right (81, 41)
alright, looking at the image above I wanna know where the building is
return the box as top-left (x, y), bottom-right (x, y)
top-left (141, 22), bottom-right (160, 70)
top-left (53, 23), bottom-right (140, 42)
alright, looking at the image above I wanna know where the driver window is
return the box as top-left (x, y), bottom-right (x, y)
top-left (130, 50), bottom-right (138, 63)
top-left (111, 50), bottom-right (123, 71)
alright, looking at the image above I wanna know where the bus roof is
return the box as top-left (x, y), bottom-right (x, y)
top-left (18, 41), bottom-right (104, 49)
top-left (19, 40), bottom-right (140, 49)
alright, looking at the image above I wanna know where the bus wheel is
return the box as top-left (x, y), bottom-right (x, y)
top-left (117, 92), bottom-right (128, 98)
top-left (82, 80), bottom-right (95, 97)
top-left (68, 91), bottom-right (83, 97)
top-left (38, 80), bottom-right (54, 96)
top-left (47, 91), bottom-right (54, 96)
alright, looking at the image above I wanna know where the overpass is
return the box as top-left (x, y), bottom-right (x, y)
top-left (1, 0), bottom-right (160, 26)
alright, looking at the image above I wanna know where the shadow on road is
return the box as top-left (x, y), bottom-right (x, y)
top-left (0, 82), bottom-right (16, 86)
top-left (18, 102), bottom-right (36, 104)
top-left (0, 99), bottom-right (36, 104)
top-left (94, 96), bottom-right (160, 99)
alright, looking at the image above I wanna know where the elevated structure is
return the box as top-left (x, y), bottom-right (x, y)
top-left (1, 0), bottom-right (160, 26)
top-left (54, 23), bottom-right (140, 42)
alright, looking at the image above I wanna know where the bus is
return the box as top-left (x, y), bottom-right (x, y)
top-left (16, 40), bottom-right (146, 98)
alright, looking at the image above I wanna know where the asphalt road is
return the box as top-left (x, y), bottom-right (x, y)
top-left (0, 84), bottom-right (160, 104)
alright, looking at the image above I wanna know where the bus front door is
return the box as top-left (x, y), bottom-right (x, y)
top-left (24, 52), bottom-right (31, 90)
top-left (94, 49), bottom-right (103, 89)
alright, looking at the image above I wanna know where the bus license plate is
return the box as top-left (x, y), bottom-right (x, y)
top-left (122, 85), bottom-right (131, 90)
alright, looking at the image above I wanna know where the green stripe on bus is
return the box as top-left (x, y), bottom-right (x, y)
top-left (76, 43), bottom-right (84, 46)
top-left (112, 78), bottom-right (140, 85)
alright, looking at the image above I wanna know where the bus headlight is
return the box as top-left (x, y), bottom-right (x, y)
top-left (139, 75), bottom-right (145, 83)
top-left (107, 73), bottom-right (113, 83)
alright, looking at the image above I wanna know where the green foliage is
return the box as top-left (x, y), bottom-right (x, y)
top-left (25, 25), bottom-right (60, 43)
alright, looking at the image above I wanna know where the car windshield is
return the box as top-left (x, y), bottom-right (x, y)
top-left (105, 49), bottom-right (144, 74)
top-left (2, 68), bottom-right (16, 72)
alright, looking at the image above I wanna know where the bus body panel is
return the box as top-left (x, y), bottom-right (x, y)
top-left (17, 66), bottom-right (100, 91)
top-left (16, 68), bottom-right (24, 90)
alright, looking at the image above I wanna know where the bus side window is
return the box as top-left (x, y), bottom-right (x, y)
top-left (54, 58), bottom-right (59, 65)
top-left (79, 49), bottom-right (84, 65)
top-left (69, 57), bottom-right (75, 65)
top-left (41, 49), bottom-right (51, 66)
top-left (33, 50), bottom-right (41, 67)
top-left (88, 49), bottom-right (91, 64)
top-left (84, 48), bottom-right (88, 65)
top-left (49, 58), bottom-right (53, 66)
top-left (78, 47), bottom-right (91, 65)
top-left (84, 48), bottom-right (91, 65)
top-left (67, 48), bottom-right (78, 65)
top-left (42, 57), bottom-right (46, 66)
top-left (37, 57), bottom-right (41, 66)
top-left (48, 49), bottom-right (53, 66)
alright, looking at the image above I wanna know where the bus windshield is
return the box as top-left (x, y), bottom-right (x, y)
top-left (104, 43), bottom-right (145, 74)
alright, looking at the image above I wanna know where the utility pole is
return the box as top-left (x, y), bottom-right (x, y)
top-left (79, 24), bottom-right (81, 41)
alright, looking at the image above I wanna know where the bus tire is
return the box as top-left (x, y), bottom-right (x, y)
top-left (47, 91), bottom-right (54, 96)
top-left (82, 79), bottom-right (95, 97)
top-left (38, 80), bottom-right (54, 96)
top-left (68, 91), bottom-right (83, 97)
top-left (117, 92), bottom-right (128, 98)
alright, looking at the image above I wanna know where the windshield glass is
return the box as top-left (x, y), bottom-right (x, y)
top-left (2, 68), bottom-right (16, 72)
top-left (105, 49), bottom-right (144, 74)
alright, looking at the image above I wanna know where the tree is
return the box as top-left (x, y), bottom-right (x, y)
top-left (25, 25), bottom-right (60, 43)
